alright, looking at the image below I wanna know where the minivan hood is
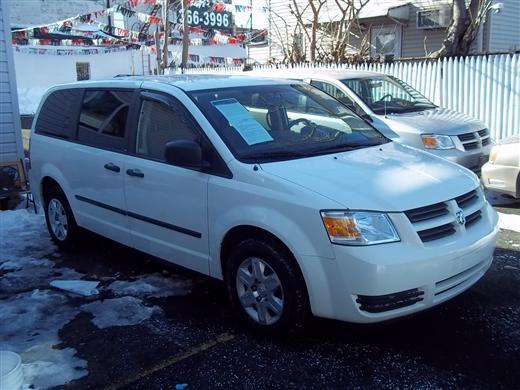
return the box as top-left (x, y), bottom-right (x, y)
top-left (378, 107), bottom-right (485, 135)
top-left (260, 142), bottom-right (478, 211)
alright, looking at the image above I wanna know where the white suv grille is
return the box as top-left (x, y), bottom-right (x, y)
top-left (404, 189), bottom-right (484, 243)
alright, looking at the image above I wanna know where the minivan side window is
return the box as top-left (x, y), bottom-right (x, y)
top-left (77, 90), bottom-right (132, 150)
top-left (35, 88), bottom-right (83, 139)
top-left (136, 99), bottom-right (200, 161)
top-left (310, 80), bottom-right (354, 106)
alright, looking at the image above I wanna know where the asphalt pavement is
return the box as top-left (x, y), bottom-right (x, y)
top-left (2, 194), bottom-right (519, 390)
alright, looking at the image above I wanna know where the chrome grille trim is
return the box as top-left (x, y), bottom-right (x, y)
top-left (404, 202), bottom-right (449, 223)
top-left (457, 129), bottom-right (491, 151)
top-left (405, 188), bottom-right (485, 243)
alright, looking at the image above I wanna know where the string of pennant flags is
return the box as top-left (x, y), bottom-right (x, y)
top-left (12, 43), bottom-right (245, 67)
top-left (11, 3), bottom-right (267, 48)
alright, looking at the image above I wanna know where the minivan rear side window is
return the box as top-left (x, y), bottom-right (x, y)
top-left (35, 88), bottom-right (83, 139)
top-left (78, 90), bottom-right (133, 151)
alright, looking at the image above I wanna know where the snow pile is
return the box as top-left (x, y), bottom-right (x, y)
top-left (0, 210), bottom-right (88, 389)
top-left (81, 296), bottom-right (161, 329)
top-left (108, 273), bottom-right (193, 298)
top-left (1, 209), bottom-right (194, 388)
top-left (0, 289), bottom-right (88, 389)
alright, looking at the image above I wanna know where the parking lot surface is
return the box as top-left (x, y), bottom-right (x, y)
top-left (1, 194), bottom-right (519, 390)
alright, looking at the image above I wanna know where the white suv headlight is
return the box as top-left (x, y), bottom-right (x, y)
top-left (320, 211), bottom-right (400, 246)
top-left (421, 134), bottom-right (455, 149)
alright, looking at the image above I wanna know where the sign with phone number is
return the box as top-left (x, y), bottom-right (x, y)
top-left (177, 7), bottom-right (232, 29)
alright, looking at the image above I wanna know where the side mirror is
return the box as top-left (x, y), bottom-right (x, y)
top-left (165, 140), bottom-right (206, 169)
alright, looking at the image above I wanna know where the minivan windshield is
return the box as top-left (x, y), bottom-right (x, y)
top-left (189, 84), bottom-right (388, 163)
top-left (342, 75), bottom-right (437, 115)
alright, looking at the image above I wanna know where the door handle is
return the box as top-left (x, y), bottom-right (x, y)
top-left (104, 163), bottom-right (120, 173)
top-left (126, 168), bottom-right (144, 178)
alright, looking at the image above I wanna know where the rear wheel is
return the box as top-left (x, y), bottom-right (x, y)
top-left (225, 238), bottom-right (309, 334)
top-left (44, 186), bottom-right (79, 249)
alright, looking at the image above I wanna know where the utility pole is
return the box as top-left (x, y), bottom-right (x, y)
top-left (162, 0), bottom-right (171, 73)
top-left (107, 0), bottom-right (112, 29)
top-left (181, 0), bottom-right (189, 71)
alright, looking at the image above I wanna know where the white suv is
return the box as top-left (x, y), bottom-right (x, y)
top-left (29, 75), bottom-right (498, 333)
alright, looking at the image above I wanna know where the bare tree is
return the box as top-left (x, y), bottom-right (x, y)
top-left (267, 8), bottom-right (305, 64)
top-left (432, 0), bottom-right (492, 58)
top-left (322, 0), bottom-right (370, 63)
top-left (289, 0), bottom-right (326, 64)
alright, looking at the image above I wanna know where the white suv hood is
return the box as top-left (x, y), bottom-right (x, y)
top-left (260, 142), bottom-right (479, 212)
top-left (379, 107), bottom-right (485, 135)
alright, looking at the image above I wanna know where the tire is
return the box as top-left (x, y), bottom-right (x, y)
top-left (43, 186), bottom-right (80, 250)
top-left (225, 238), bottom-right (309, 335)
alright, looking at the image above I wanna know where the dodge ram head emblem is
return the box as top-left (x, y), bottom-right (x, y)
top-left (456, 210), bottom-right (466, 225)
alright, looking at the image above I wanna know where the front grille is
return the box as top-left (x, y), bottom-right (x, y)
top-left (463, 141), bottom-right (480, 150)
top-left (356, 288), bottom-right (424, 313)
top-left (418, 223), bottom-right (456, 242)
top-left (458, 133), bottom-right (476, 142)
top-left (478, 129), bottom-right (489, 137)
top-left (456, 190), bottom-right (478, 208)
top-left (405, 188), bottom-right (484, 244)
top-left (404, 202), bottom-right (449, 223)
top-left (465, 210), bottom-right (482, 227)
top-left (458, 129), bottom-right (490, 151)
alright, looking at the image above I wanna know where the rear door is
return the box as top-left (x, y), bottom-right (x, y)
top-left (69, 88), bottom-right (134, 246)
top-left (123, 89), bottom-right (211, 274)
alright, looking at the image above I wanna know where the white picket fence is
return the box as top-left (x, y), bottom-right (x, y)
top-left (187, 54), bottom-right (520, 141)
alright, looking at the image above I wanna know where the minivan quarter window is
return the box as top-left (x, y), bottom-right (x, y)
top-left (35, 88), bottom-right (83, 139)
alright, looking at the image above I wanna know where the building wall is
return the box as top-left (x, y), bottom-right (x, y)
top-left (0, 1), bottom-right (24, 164)
top-left (14, 49), bottom-right (147, 115)
top-left (8, 0), bottom-right (108, 27)
top-left (486, 0), bottom-right (520, 53)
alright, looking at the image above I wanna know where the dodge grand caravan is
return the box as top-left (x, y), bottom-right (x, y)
top-left (246, 69), bottom-right (493, 174)
top-left (29, 75), bottom-right (499, 333)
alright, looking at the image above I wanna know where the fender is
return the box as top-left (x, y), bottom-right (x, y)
top-left (208, 204), bottom-right (336, 279)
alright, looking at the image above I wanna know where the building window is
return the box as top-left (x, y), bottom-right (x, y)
top-left (370, 25), bottom-right (401, 58)
top-left (76, 62), bottom-right (90, 81)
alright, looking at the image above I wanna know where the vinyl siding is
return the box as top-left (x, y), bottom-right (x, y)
top-left (0, 1), bottom-right (24, 163)
top-left (486, 0), bottom-right (520, 52)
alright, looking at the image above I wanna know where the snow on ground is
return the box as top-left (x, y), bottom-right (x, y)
top-left (109, 273), bottom-right (193, 298)
top-left (0, 208), bottom-right (193, 389)
top-left (81, 296), bottom-right (161, 329)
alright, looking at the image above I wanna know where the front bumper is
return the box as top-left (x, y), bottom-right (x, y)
top-left (428, 144), bottom-right (492, 173)
top-left (297, 203), bottom-right (499, 323)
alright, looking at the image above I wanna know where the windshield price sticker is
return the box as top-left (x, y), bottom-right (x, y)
top-left (212, 99), bottom-right (274, 146)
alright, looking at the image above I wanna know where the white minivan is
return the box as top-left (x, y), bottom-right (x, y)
top-left (29, 75), bottom-right (498, 333)
top-left (247, 69), bottom-right (493, 174)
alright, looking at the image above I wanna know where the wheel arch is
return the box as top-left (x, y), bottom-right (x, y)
top-left (219, 225), bottom-right (305, 284)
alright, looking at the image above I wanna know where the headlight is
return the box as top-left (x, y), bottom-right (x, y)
top-left (421, 134), bottom-right (455, 149)
top-left (320, 211), bottom-right (400, 246)
top-left (489, 145), bottom-right (499, 163)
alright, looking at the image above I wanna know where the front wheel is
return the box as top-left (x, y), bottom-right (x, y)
top-left (225, 238), bottom-right (309, 334)
top-left (44, 186), bottom-right (80, 249)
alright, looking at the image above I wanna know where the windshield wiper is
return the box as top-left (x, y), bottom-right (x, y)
top-left (241, 150), bottom-right (307, 162)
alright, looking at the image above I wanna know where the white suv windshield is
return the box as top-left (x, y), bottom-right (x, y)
top-left (189, 83), bottom-right (388, 163)
top-left (342, 76), bottom-right (436, 114)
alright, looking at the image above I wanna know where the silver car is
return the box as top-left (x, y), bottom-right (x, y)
top-left (248, 69), bottom-right (493, 173)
